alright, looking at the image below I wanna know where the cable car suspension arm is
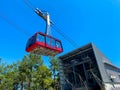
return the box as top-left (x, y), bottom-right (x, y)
top-left (35, 8), bottom-right (51, 35)
top-left (24, 0), bottom-right (52, 35)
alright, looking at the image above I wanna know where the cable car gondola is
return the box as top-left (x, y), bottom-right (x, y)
top-left (26, 32), bottom-right (63, 56)
top-left (26, 8), bottom-right (63, 56)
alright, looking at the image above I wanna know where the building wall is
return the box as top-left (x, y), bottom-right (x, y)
top-left (103, 83), bottom-right (120, 90)
top-left (92, 44), bottom-right (111, 83)
top-left (59, 43), bottom-right (120, 90)
top-left (92, 43), bottom-right (120, 84)
top-left (104, 64), bottom-right (120, 83)
top-left (59, 44), bottom-right (102, 90)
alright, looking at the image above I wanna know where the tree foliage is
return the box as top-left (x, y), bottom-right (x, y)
top-left (49, 57), bottom-right (60, 90)
top-left (0, 54), bottom-right (59, 90)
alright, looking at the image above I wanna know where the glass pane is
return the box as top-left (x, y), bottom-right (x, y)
top-left (46, 36), bottom-right (51, 46)
top-left (51, 39), bottom-right (55, 47)
top-left (37, 34), bottom-right (45, 42)
top-left (26, 35), bottom-right (35, 48)
top-left (56, 41), bottom-right (61, 48)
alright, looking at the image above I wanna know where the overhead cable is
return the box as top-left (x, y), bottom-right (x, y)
top-left (23, 0), bottom-right (35, 11)
top-left (51, 23), bottom-right (79, 48)
top-left (0, 13), bottom-right (30, 36)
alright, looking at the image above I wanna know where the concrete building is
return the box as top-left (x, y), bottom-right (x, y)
top-left (59, 43), bottom-right (120, 90)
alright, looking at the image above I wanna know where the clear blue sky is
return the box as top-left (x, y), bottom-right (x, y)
top-left (0, 0), bottom-right (120, 67)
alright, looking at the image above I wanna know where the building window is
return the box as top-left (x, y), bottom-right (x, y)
top-left (119, 75), bottom-right (120, 79)
top-left (110, 75), bottom-right (116, 82)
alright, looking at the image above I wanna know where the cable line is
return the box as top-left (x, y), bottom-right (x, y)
top-left (51, 23), bottom-right (79, 48)
top-left (0, 13), bottom-right (30, 36)
top-left (23, 0), bottom-right (35, 11)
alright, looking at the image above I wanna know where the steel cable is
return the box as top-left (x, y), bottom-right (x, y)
top-left (0, 13), bottom-right (30, 36)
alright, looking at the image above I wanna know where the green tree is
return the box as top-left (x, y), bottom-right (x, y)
top-left (49, 57), bottom-right (60, 90)
top-left (33, 65), bottom-right (53, 89)
top-left (0, 54), bottom-right (55, 90)
top-left (18, 53), bottom-right (43, 90)
top-left (0, 59), bottom-right (6, 89)
top-left (0, 62), bottom-right (19, 90)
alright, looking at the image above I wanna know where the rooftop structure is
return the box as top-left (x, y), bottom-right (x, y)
top-left (59, 43), bottom-right (120, 90)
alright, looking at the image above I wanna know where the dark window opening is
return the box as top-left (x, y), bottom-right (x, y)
top-left (26, 35), bottom-right (36, 48)
top-left (119, 75), bottom-right (120, 79)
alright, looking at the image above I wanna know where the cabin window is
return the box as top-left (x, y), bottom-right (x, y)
top-left (37, 34), bottom-right (45, 42)
top-left (51, 39), bottom-right (55, 48)
top-left (26, 35), bottom-right (35, 48)
top-left (46, 36), bottom-right (51, 46)
top-left (119, 75), bottom-right (120, 79)
top-left (56, 41), bottom-right (61, 48)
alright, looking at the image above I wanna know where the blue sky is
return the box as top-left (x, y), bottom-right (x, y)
top-left (0, 0), bottom-right (120, 67)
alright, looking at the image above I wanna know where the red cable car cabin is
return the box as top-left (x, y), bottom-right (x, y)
top-left (26, 32), bottom-right (63, 56)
